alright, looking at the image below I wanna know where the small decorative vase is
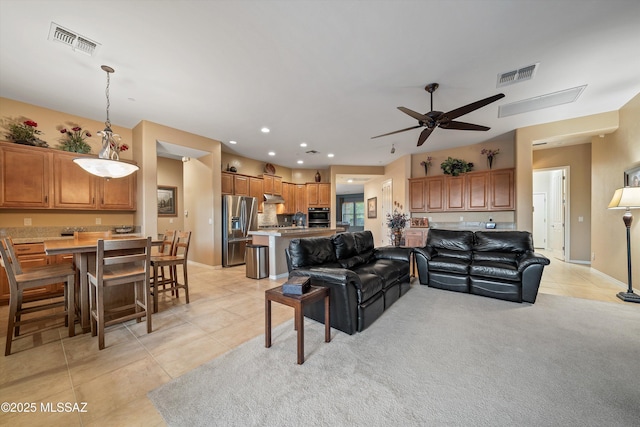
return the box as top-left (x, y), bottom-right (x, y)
top-left (488, 156), bottom-right (494, 169)
top-left (393, 229), bottom-right (402, 247)
top-left (423, 164), bottom-right (429, 176)
top-left (315, 170), bottom-right (321, 182)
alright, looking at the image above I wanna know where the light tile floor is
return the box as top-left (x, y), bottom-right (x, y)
top-left (0, 256), bottom-right (629, 426)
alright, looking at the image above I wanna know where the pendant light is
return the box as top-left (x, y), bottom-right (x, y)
top-left (73, 65), bottom-right (139, 179)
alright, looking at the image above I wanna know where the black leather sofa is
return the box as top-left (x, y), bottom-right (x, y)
top-left (414, 229), bottom-right (550, 303)
top-left (285, 230), bottom-right (412, 334)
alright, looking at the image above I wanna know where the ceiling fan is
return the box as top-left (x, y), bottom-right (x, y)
top-left (372, 83), bottom-right (505, 146)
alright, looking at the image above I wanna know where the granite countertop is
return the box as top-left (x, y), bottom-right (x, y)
top-left (249, 227), bottom-right (344, 237)
top-left (11, 234), bottom-right (142, 245)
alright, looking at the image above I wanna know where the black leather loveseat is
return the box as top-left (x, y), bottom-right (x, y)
top-left (414, 229), bottom-right (550, 303)
top-left (285, 230), bottom-right (412, 334)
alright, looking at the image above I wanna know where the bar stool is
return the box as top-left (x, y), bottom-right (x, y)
top-left (1, 238), bottom-right (76, 356)
top-left (150, 231), bottom-right (191, 312)
top-left (150, 230), bottom-right (176, 294)
top-left (88, 237), bottom-right (152, 350)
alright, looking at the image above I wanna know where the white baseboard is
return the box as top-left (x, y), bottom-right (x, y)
top-left (568, 259), bottom-right (590, 265)
top-left (589, 267), bottom-right (627, 289)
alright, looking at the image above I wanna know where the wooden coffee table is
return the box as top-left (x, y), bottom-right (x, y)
top-left (265, 285), bottom-right (330, 364)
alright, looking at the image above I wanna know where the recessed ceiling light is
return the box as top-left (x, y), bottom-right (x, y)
top-left (297, 160), bottom-right (304, 164)
top-left (268, 151), bottom-right (275, 156)
top-left (261, 127), bottom-right (270, 133)
top-left (347, 179), bottom-right (353, 183)
top-left (300, 142), bottom-right (307, 147)
top-left (229, 140), bottom-right (237, 144)
top-left (327, 153), bottom-right (334, 158)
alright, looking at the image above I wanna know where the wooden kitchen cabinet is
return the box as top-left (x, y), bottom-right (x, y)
top-left (307, 183), bottom-right (330, 208)
top-left (0, 141), bottom-right (137, 211)
top-left (294, 184), bottom-right (307, 213)
top-left (99, 173), bottom-right (136, 210)
top-left (404, 229), bottom-right (429, 247)
top-left (278, 182), bottom-right (297, 214)
top-left (408, 169), bottom-right (514, 212)
top-left (262, 175), bottom-right (283, 196)
top-left (249, 176), bottom-right (264, 212)
top-left (221, 172), bottom-right (234, 195)
top-left (490, 169), bottom-right (515, 210)
top-left (0, 142), bottom-right (51, 208)
top-left (53, 152), bottom-right (97, 209)
top-left (234, 175), bottom-right (250, 196)
top-left (466, 172), bottom-right (489, 211)
top-left (0, 242), bottom-right (67, 305)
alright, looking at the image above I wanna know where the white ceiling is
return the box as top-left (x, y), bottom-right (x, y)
top-left (1, 1), bottom-right (639, 173)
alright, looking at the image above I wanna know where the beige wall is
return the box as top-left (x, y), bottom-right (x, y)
top-left (591, 93), bottom-right (640, 285)
top-left (411, 138), bottom-right (515, 178)
top-left (533, 143), bottom-right (592, 262)
top-left (515, 111), bottom-right (619, 232)
top-left (0, 97), bottom-right (135, 228)
top-left (157, 157), bottom-right (185, 234)
top-left (134, 120), bottom-right (221, 266)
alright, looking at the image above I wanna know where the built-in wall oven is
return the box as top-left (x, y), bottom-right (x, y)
top-left (308, 207), bottom-right (330, 228)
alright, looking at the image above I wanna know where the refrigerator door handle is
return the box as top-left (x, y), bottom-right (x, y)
top-left (240, 198), bottom-right (246, 236)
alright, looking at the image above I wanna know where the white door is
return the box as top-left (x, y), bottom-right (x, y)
top-left (548, 170), bottom-right (565, 261)
top-left (532, 192), bottom-right (547, 250)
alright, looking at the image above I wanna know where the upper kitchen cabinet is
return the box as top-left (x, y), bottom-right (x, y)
top-left (249, 176), bottom-right (264, 213)
top-left (0, 141), bottom-right (137, 211)
top-left (53, 152), bottom-right (97, 209)
top-left (307, 183), bottom-right (330, 208)
top-left (0, 142), bottom-right (51, 208)
top-left (262, 174), bottom-right (282, 196)
top-left (489, 169), bottom-right (515, 210)
top-left (98, 173), bottom-right (137, 210)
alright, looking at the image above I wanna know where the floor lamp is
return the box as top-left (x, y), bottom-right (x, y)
top-left (608, 186), bottom-right (640, 303)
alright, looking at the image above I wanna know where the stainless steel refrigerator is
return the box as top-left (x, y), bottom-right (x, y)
top-left (222, 195), bottom-right (258, 267)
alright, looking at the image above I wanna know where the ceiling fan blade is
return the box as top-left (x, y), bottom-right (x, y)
top-left (371, 125), bottom-right (423, 139)
top-left (440, 121), bottom-right (490, 131)
top-left (440, 93), bottom-right (505, 121)
top-left (417, 127), bottom-right (434, 146)
top-left (398, 107), bottom-right (429, 122)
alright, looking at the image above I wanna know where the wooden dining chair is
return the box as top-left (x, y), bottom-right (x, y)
top-left (150, 230), bottom-right (176, 294)
top-left (150, 231), bottom-right (191, 313)
top-left (88, 237), bottom-right (152, 350)
top-left (1, 238), bottom-right (76, 356)
top-left (74, 230), bottom-right (113, 239)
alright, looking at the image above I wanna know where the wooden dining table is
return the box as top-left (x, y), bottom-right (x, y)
top-left (44, 236), bottom-right (159, 333)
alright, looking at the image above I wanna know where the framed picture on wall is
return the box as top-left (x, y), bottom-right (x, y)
top-left (367, 197), bottom-right (377, 218)
top-left (157, 186), bottom-right (177, 217)
top-left (624, 165), bottom-right (640, 187)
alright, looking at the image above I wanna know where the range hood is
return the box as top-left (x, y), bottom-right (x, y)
top-left (263, 194), bottom-right (285, 204)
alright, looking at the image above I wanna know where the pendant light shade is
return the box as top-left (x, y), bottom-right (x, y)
top-left (73, 65), bottom-right (139, 179)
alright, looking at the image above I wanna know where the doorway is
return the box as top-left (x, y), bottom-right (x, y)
top-left (533, 167), bottom-right (569, 261)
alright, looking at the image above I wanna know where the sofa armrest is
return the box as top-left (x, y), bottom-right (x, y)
top-left (289, 267), bottom-right (360, 335)
top-left (374, 246), bottom-right (412, 263)
top-left (517, 252), bottom-right (550, 272)
top-left (413, 246), bottom-right (436, 261)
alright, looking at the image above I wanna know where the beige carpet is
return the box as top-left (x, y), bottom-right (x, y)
top-left (149, 285), bottom-right (640, 426)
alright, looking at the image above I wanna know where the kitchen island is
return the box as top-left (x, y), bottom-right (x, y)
top-left (248, 227), bottom-right (343, 279)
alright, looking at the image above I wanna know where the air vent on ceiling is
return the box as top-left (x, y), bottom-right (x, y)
top-left (48, 22), bottom-right (100, 56)
top-left (306, 150), bottom-right (320, 154)
top-left (497, 63), bottom-right (539, 87)
top-left (532, 142), bottom-right (547, 146)
top-left (498, 85), bottom-right (586, 118)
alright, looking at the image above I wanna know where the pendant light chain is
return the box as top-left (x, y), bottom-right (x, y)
top-left (105, 69), bottom-right (111, 129)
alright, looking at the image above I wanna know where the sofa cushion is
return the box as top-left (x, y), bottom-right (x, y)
top-left (435, 248), bottom-right (472, 261)
top-left (470, 261), bottom-right (520, 282)
top-left (474, 231), bottom-right (533, 253)
top-left (428, 256), bottom-right (470, 275)
top-left (353, 230), bottom-right (375, 253)
top-left (288, 236), bottom-right (337, 269)
top-left (353, 260), bottom-right (401, 286)
top-left (473, 251), bottom-right (518, 265)
top-left (332, 232), bottom-right (358, 260)
top-left (427, 229), bottom-right (475, 251)
top-left (339, 255), bottom-right (368, 269)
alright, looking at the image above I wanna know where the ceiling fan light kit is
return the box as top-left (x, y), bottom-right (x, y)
top-left (372, 83), bottom-right (505, 147)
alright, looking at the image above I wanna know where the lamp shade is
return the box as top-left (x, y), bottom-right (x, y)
top-left (73, 158), bottom-right (139, 179)
top-left (608, 187), bottom-right (640, 209)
